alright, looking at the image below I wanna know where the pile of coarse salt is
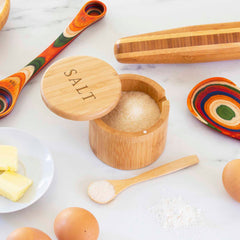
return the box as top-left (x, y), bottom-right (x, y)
top-left (150, 197), bottom-right (202, 229)
top-left (102, 91), bottom-right (161, 133)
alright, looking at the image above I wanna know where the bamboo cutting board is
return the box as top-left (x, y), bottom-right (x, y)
top-left (114, 21), bottom-right (240, 64)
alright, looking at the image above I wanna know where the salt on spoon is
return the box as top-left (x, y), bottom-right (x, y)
top-left (88, 155), bottom-right (199, 204)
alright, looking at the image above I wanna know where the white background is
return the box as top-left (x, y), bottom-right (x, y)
top-left (0, 0), bottom-right (240, 239)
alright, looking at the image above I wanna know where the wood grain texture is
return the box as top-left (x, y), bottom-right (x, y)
top-left (114, 21), bottom-right (240, 64)
top-left (89, 74), bottom-right (170, 170)
top-left (0, 0), bottom-right (10, 31)
top-left (109, 155), bottom-right (199, 196)
top-left (41, 56), bottom-right (121, 121)
top-left (187, 77), bottom-right (240, 140)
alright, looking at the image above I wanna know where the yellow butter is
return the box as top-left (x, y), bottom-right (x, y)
top-left (0, 171), bottom-right (32, 202)
top-left (0, 145), bottom-right (18, 171)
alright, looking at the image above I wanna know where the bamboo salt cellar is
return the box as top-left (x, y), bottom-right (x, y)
top-left (41, 56), bottom-right (169, 170)
top-left (89, 74), bottom-right (170, 170)
top-left (88, 155), bottom-right (199, 204)
top-left (114, 21), bottom-right (240, 64)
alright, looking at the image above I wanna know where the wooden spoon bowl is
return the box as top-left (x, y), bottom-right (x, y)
top-left (187, 77), bottom-right (240, 140)
top-left (0, 0), bottom-right (10, 30)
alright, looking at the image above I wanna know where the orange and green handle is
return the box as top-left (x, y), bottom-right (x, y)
top-left (0, 1), bottom-right (106, 118)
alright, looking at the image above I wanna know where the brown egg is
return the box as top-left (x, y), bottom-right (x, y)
top-left (7, 227), bottom-right (51, 240)
top-left (222, 159), bottom-right (240, 202)
top-left (54, 207), bottom-right (99, 240)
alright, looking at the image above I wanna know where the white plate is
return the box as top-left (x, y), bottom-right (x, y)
top-left (0, 127), bottom-right (54, 213)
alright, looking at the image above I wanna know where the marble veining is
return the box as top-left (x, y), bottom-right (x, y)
top-left (0, 0), bottom-right (240, 239)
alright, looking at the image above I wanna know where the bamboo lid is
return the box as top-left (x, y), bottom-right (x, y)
top-left (41, 56), bottom-right (121, 121)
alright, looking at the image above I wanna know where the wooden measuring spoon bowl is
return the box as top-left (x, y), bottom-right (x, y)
top-left (187, 77), bottom-right (240, 140)
top-left (88, 155), bottom-right (199, 204)
top-left (0, 1), bottom-right (106, 118)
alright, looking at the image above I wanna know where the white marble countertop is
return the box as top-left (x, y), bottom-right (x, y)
top-left (0, 0), bottom-right (240, 239)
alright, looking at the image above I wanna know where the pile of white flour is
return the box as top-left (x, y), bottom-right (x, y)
top-left (150, 197), bottom-right (202, 229)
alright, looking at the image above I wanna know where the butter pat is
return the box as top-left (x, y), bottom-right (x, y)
top-left (0, 145), bottom-right (18, 171)
top-left (0, 171), bottom-right (33, 202)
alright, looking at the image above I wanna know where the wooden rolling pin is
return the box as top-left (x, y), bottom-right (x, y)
top-left (114, 22), bottom-right (240, 64)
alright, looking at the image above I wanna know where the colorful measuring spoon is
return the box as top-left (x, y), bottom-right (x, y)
top-left (0, 1), bottom-right (106, 118)
top-left (187, 77), bottom-right (240, 140)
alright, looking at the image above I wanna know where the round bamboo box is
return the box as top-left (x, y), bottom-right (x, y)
top-left (89, 74), bottom-right (169, 169)
top-left (41, 56), bottom-right (170, 170)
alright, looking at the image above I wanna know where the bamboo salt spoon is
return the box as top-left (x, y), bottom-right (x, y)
top-left (0, 1), bottom-right (106, 118)
top-left (88, 155), bottom-right (199, 204)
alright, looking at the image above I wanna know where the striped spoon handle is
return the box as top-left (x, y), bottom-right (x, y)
top-left (0, 1), bottom-right (106, 118)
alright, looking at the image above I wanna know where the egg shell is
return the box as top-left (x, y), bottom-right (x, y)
top-left (222, 159), bottom-right (240, 202)
top-left (54, 207), bottom-right (99, 240)
top-left (7, 227), bottom-right (51, 240)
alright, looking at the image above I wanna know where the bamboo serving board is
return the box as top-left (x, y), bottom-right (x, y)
top-left (114, 21), bottom-right (240, 64)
